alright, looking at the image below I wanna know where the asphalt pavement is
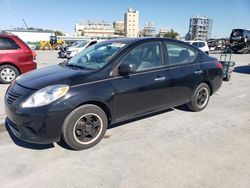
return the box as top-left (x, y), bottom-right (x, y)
top-left (0, 51), bottom-right (250, 188)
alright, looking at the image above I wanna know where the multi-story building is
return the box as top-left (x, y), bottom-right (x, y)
top-left (185, 16), bottom-right (213, 41)
top-left (75, 20), bottom-right (115, 37)
top-left (157, 27), bottom-right (169, 38)
top-left (124, 8), bottom-right (139, 37)
top-left (113, 21), bottom-right (124, 35)
top-left (140, 22), bottom-right (156, 37)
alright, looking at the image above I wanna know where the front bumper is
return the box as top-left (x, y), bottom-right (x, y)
top-left (4, 83), bottom-right (72, 144)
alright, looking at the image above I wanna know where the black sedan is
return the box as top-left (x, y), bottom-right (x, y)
top-left (4, 38), bottom-right (223, 150)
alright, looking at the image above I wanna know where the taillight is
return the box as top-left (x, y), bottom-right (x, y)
top-left (216, 61), bottom-right (223, 69)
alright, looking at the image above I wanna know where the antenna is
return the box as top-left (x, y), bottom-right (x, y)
top-left (6, 0), bottom-right (12, 29)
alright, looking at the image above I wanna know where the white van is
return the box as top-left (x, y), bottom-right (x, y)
top-left (185, 41), bottom-right (209, 54)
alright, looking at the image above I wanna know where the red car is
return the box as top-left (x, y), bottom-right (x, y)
top-left (0, 34), bottom-right (37, 84)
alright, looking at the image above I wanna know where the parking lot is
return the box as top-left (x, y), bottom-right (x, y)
top-left (0, 51), bottom-right (250, 187)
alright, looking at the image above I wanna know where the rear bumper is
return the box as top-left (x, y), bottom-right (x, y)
top-left (230, 36), bottom-right (243, 42)
top-left (19, 61), bottom-right (37, 74)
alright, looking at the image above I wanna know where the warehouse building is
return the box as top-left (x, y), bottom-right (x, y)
top-left (1, 30), bottom-right (55, 42)
top-left (75, 20), bottom-right (115, 37)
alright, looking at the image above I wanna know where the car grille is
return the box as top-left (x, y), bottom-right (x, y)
top-left (6, 88), bottom-right (22, 105)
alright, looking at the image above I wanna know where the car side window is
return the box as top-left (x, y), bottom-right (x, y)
top-left (120, 42), bottom-right (162, 72)
top-left (0, 37), bottom-right (20, 50)
top-left (164, 42), bottom-right (198, 65)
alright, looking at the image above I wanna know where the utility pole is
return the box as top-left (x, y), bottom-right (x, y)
top-left (22, 19), bottom-right (28, 29)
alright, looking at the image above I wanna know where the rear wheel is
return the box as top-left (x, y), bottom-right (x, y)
top-left (224, 74), bottom-right (231, 81)
top-left (62, 104), bottom-right (108, 150)
top-left (186, 83), bottom-right (210, 112)
top-left (0, 65), bottom-right (19, 84)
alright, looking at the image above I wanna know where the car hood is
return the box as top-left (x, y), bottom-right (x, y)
top-left (16, 64), bottom-right (92, 90)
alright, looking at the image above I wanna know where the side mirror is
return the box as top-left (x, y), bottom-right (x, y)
top-left (118, 63), bottom-right (137, 75)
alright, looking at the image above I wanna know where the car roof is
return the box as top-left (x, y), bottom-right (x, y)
top-left (0, 34), bottom-right (17, 38)
top-left (185, 40), bottom-right (207, 43)
top-left (101, 37), bottom-right (180, 45)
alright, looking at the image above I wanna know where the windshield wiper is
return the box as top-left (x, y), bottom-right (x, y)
top-left (66, 63), bottom-right (96, 71)
top-left (65, 64), bottom-right (82, 70)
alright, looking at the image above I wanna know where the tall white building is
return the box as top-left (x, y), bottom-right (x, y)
top-left (124, 8), bottom-right (139, 37)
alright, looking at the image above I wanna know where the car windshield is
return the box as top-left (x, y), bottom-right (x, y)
top-left (67, 41), bottom-right (126, 70)
top-left (75, 40), bottom-right (88, 48)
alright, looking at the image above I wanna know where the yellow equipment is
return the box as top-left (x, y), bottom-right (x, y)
top-left (40, 36), bottom-right (65, 50)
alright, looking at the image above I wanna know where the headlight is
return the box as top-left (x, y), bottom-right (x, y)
top-left (22, 84), bottom-right (69, 108)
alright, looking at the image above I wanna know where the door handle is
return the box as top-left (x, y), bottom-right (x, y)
top-left (154, 76), bottom-right (166, 81)
top-left (194, 70), bottom-right (203, 74)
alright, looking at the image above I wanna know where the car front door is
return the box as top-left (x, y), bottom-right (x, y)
top-left (163, 41), bottom-right (203, 106)
top-left (113, 41), bottom-right (172, 121)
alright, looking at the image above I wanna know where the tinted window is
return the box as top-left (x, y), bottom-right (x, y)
top-left (0, 37), bottom-right (20, 50)
top-left (121, 42), bottom-right (162, 72)
top-left (164, 42), bottom-right (198, 65)
top-left (192, 42), bottom-right (205, 48)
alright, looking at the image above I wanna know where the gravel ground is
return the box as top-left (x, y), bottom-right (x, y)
top-left (0, 51), bottom-right (249, 188)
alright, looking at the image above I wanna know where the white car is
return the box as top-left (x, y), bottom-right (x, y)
top-left (66, 40), bottom-right (101, 58)
top-left (185, 41), bottom-right (209, 54)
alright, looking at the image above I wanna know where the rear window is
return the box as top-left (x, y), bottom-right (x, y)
top-left (0, 37), bottom-right (20, 50)
top-left (231, 29), bottom-right (243, 37)
top-left (192, 42), bottom-right (205, 48)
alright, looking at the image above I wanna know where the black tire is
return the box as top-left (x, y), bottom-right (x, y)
top-left (224, 74), bottom-right (231, 81)
top-left (186, 83), bottom-right (210, 112)
top-left (62, 104), bottom-right (108, 150)
top-left (0, 65), bottom-right (19, 84)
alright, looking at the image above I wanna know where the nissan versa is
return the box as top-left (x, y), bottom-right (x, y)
top-left (4, 38), bottom-right (223, 150)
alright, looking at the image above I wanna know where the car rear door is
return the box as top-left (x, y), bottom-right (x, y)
top-left (113, 41), bottom-right (172, 121)
top-left (162, 41), bottom-right (203, 106)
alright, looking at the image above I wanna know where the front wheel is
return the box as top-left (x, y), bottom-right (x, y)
top-left (62, 104), bottom-right (108, 150)
top-left (186, 83), bottom-right (210, 112)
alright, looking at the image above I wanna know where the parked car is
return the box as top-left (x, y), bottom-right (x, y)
top-left (26, 42), bottom-right (37, 50)
top-left (185, 41), bottom-right (209, 54)
top-left (5, 38), bottom-right (223, 150)
top-left (230, 29), bottom-right (250, 43)
top-left (66, 39), bottom-right (101, 58)
top-left (0, 34), bottom-right (37, 84)
top-left (58, 40), bottom-right (85, 58)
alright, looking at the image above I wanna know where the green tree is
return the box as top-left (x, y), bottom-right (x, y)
top-left (163, 29), bottom-right (180, 39)
top-left (55, 30), bottom-right (65, 36)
